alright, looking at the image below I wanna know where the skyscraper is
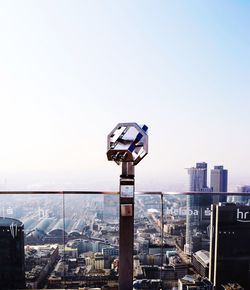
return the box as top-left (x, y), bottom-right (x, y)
top-left (184, 162), bottom-right (211, 255)
top-left (188, 162), bottom-right (208, 192)
top-left (209, 203), bottom-right (250, 289)
top-left (210, 165), bottom-right (228, 203)
top-left (0, 217), bottom-right (25, 289)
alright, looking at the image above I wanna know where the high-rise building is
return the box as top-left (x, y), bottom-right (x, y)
top-left (210, 165), bottom-right (228, 192)
top-left (211, 165), bottom-right (228, 203)
top-left (188, 162), bottom-right (208, 192)
top-left (0, 217), bottom-right (25, 289)
top-left (209, 203), bottom-right (250, 289)
top-left (185, 162), bottom-right (212, 255)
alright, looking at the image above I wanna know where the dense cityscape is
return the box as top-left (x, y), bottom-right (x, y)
top-left (1, 1), bottom-right (249, 289)
top-left (0, 162), bottom-right (250, 289)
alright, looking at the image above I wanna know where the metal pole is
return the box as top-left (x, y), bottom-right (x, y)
top-left (119, 162), bottom-right (134, 290)
top-left (106, 123), bottom-right (148, 290)
top-left (160, 193), bottom-right (164, 288)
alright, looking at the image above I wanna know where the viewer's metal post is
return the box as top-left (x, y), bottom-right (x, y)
top-left (107, 123), bottom-right (148, 290)
top-left (119, 162), bottom-right (134, 289)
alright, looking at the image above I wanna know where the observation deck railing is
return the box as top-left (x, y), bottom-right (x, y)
top-left (0, 190), bottom-right (249, 290)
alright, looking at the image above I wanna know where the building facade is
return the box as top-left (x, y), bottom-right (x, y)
top-left (210, 165), bottom-right (228, 192)
top-left (236, 185), bottom-right (250, 204)
top-left (0, 217), bottom-right (25, 289)
top-left (209, 203), bottom-right (250, 289)
top-left (210, 165), bottom-right (228, 203)
top-left (185, 162), bottom-right (212, 255)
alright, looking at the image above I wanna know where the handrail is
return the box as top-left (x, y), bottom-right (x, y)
top-left (0, 190), bottom-right (249, 195)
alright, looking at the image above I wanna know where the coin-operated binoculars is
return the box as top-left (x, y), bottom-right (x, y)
top-left (107, 123), bottom-right (148, 290)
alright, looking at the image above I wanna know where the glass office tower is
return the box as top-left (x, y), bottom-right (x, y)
top-left (0, 217), bottom-right (25, 289)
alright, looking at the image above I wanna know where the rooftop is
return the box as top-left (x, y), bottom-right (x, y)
top-left (0, 217), bottom-right (23, 227)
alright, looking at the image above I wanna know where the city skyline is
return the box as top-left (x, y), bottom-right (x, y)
top-left (0, 160), bottom-right (247, 192)
top-left (0, 1), bottom-right (250, 191)
top-left (1, 190), bottom-right (249, 289)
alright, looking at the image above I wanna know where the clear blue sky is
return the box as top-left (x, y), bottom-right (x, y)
top-left (0, 1), bottom-right (249, 191)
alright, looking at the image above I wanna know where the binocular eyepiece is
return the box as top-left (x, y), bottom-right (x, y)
top-left (107, 123), bottom-right (148, 165)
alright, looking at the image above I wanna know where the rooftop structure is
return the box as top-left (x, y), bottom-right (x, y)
top-left (178, 274), bottom-right (213, 290)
